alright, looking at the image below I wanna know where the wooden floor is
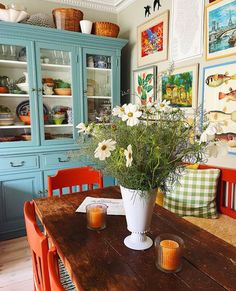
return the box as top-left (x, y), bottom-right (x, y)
top-left (0, 237), bottom-right (33, 291)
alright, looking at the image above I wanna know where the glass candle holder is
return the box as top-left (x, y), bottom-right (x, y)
top-left (155, 233), bottom-right (184, 273)
top-left (86, 203), bottom-right (107, 230)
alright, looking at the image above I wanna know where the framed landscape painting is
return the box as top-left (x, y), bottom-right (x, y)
top-left (137, 11), bottom-right (169, 67)
top-left (202, 61), bottom-right (236, 155)
top-left (160, 64), bottom-right (198, 114)
top-left (206, 0), bottom-right (236, 60)
top-left (133, 66), bottom-right (157, 105)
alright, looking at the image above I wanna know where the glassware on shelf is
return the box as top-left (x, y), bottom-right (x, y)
top-left (52, 50), bottom-right (62, 65)
top-left (1, 45), bottom-right (8, 59)
top-left (9, 45), bottom-right (17, 60)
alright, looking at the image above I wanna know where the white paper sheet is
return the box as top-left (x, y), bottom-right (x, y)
top-left (76, 197), bottom-right (125, 215)
top-left (171, 0), bottom-right (204, 62)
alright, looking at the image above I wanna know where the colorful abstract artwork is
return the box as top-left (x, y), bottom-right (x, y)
top-left (206, 0), bottom-right (236, 60)
top-left (160, 65), bottom-right (198, 113)
top-left (141, 22), bottom-right (163, 57)
top-left (133, 66), bottom-right (157, 105)
top-left (202, 61), bottom-right (236, 154)
top-left (137, 11), bottom-right (168, 67)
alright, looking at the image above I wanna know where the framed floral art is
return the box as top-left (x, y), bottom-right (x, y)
top-left (137, 10), bottom-right (169, 67)
top-left (133, 66), bottom-right (157, 105)
top-left (159, 64), bottom-right (198, 114)
top-left (202, 61), bottom-right (236, 155)
top-left (206, 0), bottom-right (236, 60)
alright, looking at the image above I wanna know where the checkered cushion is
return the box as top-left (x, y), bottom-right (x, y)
top-left (164, 169), bottom-right (220, 218)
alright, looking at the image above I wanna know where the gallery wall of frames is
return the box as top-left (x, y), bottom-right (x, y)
top-left (131, 0), bottom-right (236, 157)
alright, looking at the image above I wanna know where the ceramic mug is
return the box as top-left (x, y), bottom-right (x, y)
top-left (80, 20), bottom-right (93, 34)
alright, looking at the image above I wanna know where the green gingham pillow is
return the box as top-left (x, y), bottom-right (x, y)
top-left (164, 169), bottom-right (220, 218)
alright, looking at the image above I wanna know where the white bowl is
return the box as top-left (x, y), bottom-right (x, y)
top-left (16, 83), bottom-right (29, 93)
top-left (0, 8), bottom-right (28, 22)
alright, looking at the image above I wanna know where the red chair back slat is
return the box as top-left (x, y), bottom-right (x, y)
top-left (48, 247), bottom-right (65, 291)
top-left (48, 166), bottom-right (103, 197)
top-left (198, 164), bottom-right (236, 218)
top-left (24, 201), bottom-right (50, 291)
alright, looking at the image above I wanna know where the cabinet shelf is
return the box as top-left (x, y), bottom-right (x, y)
top-left (87, 67), bottom-right (111, 72)
top-left (0, 59), bottom-right (27, 68)
top-left (0, 93), bottom-right (29, 97)
top-left (43, 94), bottom-right (72, 98)
top-left (41, 63), bottom-right (70, 72)
top-left (87, 96), bottom-right (112, 99)
top-left (44, 124), bottom-right (73, 128)
top-left (0, 124), bottom-right (31, 129)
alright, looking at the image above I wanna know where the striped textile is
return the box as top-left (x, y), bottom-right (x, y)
top-left (58, 259), bottom-right (77, 291)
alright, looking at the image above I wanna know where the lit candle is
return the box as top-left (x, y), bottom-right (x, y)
top-left (86, 203), bottom-right (107, 230)
top-left (160, 239), bottom-right (181, 271)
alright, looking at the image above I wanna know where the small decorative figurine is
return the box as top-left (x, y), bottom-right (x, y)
top-left (144, 5), bottom-right (151, 17)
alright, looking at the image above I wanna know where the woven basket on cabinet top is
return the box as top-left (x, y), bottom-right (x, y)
top-left (93, 22), bottom-right (120, 38)
top-left (52, 8), bottom-right (83, 32)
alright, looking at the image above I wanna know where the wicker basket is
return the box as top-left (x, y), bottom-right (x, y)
top-left (52, 8), bottom-right (83, 32)
top-left (93, 22), bottom-right (120, 38)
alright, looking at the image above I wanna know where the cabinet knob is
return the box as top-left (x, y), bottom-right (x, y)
top-left (10, 161), bottom-right (25, 167)
top-left (32, 88), bottom-right (36, 92)
top-left (38, 88), bottom-right (43, 92)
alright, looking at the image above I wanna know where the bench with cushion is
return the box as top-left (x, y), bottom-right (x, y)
top-left (158, 164), bottom-right (236, 247)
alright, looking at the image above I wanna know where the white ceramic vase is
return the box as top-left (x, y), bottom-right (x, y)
top-left (80, 20), bottom-right (93, 34)
top-left (120, 185), bottom-right (157, 250)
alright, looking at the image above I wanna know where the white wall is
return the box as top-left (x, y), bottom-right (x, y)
top-left (2, 0), bottom-right (117, 22)
top-left (118, 0), bottom-right (236, 169)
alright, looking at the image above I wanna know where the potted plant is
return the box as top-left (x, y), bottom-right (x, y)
top-left (76, 101), bottom-right (204, 250)
top-left (53, 79), bottom-right (71, 96)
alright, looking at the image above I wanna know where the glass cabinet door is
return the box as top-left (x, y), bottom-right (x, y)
top-left (36, 45), bottom-right (75, 144)
top-left (85, 53), bottom-right (112, 122)
top-left (0, 41), bottom-right (36, 146)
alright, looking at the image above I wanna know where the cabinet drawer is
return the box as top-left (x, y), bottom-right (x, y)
top-left (0, 155), bottom-right (39, 172)
top-left (41, 151), bottom-right (81, 169)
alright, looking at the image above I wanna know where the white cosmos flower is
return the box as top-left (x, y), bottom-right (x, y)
top-left (76, 122), bottom-right (91, 134)
top-left (112, 105), bottom-right (126, 118)
top-left (94, 139), bottom-right (116, 161)
top-left (200, 123), bottom-right (223, 143)
top-left (157, 100), bottom-right (171, 112)
top-left (122, 103), bottom-right (142, 126)
top-left (124, 144), bottom-right (133, 167)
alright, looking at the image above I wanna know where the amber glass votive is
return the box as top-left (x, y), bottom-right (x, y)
top-left (86, 203), bottom-right (107, 230)
top-left (155, 234), bottom-right (184, 273)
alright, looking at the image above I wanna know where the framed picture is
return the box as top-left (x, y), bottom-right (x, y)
top-left (206, 0), bottom-right (236, 61)
top-left (159, 64), bottom-right (198, 113)
top-left (202, 61), bottom-right (236, 155)
top-left (133, 66), bottom-right (157, 105)
top-left (137, 10), bottom-right (169, 67)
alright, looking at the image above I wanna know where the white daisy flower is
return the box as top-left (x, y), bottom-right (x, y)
top-left (124, 144), bottom-right (133, 167)
top-left (76, 122), bottom-right (91, 134)
top-left (122, 103), bottom-right (142, 126)
top-left (112, 105), bottom-right (126, 118)
top-left (94, 139), bottom-right (116, 161)
top-left (157, 100), bottom-right (171, 112)
top-left (200, 123), bottom-right (223, 143)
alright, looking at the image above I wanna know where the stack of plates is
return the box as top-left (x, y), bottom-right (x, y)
top-left (0, 113), bottom-right (14, 126)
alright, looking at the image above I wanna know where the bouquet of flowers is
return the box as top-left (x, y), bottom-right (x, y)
top-left (76, 101), bottom-right (205, 193)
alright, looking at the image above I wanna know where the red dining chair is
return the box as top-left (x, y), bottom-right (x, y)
top-left (48, 166), bottom-right (103, 197)
top-left (24, 201), bottom-right (50, 291)
top-left (48, 247), bottom-right (65, 291)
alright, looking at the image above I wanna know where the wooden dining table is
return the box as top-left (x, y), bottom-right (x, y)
top-left (33, 186), bottom-right (236, 291)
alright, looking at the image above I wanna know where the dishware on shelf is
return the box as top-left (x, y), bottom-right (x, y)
top-left (19, 114), bottom-right (31, 125)
top-left (67, 108), bottom-right (72, 124)
top-left (18, 47), bottom-right (26, 62)
top-left (16, 83), bottom-right (29, 93)
top-left (16, 100), bottom-right (48, 117)
top-left (54, 88), bottom-right (71, 95)
top-left (155, 234), bottom-right (184, 273)
top-left (52, 112), bottom-right (65, 125)
top-left (86, 203), bottom-right (107, 230)
top-left (80, 20), bottom-right (93, 34)
top-left (87, 56), bottom-right (94, 67)
top-left (0, 8), bottom-right (29, 22)
top-left (21, 134), bottom-right (31, 141)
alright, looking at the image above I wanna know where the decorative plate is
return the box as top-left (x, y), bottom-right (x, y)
top-left (16, 100), bottom-right (48, 117)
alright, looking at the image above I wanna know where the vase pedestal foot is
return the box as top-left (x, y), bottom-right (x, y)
top-left (124, 233), bottom-right (153, 250)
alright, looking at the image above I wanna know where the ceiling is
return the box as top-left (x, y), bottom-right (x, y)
top-left (46, 0), bottom-right (136, 13)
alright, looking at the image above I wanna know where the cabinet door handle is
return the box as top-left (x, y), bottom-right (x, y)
top-left (58, 157), bottom-right (71, 163)
top-left (10, 161), bottom-right (25, 167)
top-left (32, 88), bottom-right (36, 92)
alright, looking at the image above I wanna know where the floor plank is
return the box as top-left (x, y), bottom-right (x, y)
top-left (0, 237), bottom-right (33, 290)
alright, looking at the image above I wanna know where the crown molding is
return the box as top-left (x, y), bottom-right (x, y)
top-left (44, 0), bottom-right (135, 13)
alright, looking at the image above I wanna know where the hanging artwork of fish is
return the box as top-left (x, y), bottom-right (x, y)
top-left (215, 133), bottom-right (236, 148)
top-left (219, 88), bottom-right (236, 101)
top-left (205, 72), bottom-right (236, 87)
top-left (207, 110), bottom-right (236, 122)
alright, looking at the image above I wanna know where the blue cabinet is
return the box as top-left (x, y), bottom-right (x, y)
top-left (0, 22), bottom-right (127, 240)
top-left (0, 171), bottom-right (42, 240)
